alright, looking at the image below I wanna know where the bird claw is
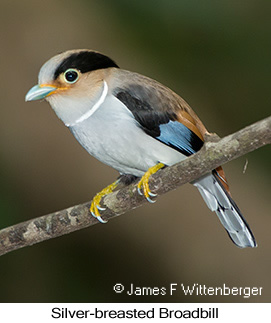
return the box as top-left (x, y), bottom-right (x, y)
top-left (89, 180), bottom-right (118, 223)
top-left (90, 203), bottom-right (107, 223)
top-left (137, 163), bottom-right (164, 203)
top-left (146, 196), bottom-right (156, 203)
top-left (137, 185), bottom-right (157, 198)
top-left (137, 181), bottom-right (156, 203)
top-left (95, 214), bottom-right (108, 224)
top-left (97, 204), bottom-right (106, 211)
top-left (137, 186), bottom-right (143, 196)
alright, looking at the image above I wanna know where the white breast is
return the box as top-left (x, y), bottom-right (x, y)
top-left (68, 94), bottom-right (187, 177)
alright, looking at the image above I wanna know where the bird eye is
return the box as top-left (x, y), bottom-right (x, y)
top-left (64, 68), bottom-right (79, 84)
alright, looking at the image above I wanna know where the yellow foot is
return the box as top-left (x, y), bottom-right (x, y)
top-left (137, 163), bottom-right (164, 203)
top-left (90, 180), bottom-right (118, 223)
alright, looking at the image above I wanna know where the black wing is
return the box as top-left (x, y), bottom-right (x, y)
top-left (115, 89), bottom-right (203, 156)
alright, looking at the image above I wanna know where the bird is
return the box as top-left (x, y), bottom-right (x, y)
top-left (25, 49), bottom-right (256, 248)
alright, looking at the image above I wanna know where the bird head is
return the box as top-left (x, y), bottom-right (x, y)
top-left (25, 49), bottom-right (119, 125)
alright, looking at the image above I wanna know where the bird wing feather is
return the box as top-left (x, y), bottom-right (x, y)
top-left (111, 70), bottom-right (206, 155)
top-left (110, 69), bottom-right (230, 192)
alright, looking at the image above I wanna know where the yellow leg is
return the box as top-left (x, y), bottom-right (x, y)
top-left (137, 163), bottom-right (164, 203)
top-left (90, 180), bottom-right (119, 223)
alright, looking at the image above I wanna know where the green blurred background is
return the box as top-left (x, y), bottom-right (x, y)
top-left (0, 0), bottom-right (270, 302)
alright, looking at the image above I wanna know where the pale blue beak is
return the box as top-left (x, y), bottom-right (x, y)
top-left (25, 84), bottom-right (57, 101)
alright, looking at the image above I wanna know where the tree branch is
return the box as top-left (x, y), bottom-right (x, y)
top-left (0, 116), bottom-right (270, 256)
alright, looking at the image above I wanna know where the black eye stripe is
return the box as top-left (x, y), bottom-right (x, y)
top-left (54, 51), bottom-right (119, 80)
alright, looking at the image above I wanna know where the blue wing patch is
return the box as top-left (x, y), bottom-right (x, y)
top-left (115, 90), bottom-right (203, 156)
top-left (156, 121), bottom-right (203, 156)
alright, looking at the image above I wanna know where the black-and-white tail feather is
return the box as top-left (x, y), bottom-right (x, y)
top-left (193, 172), bottom-right (256, 248)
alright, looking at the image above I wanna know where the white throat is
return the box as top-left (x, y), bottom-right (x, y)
top-left (65, 81), bottom-right (108, 127)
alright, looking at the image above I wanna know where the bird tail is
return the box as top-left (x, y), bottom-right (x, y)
top-left (193, 170), bottom-right (257, 248)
